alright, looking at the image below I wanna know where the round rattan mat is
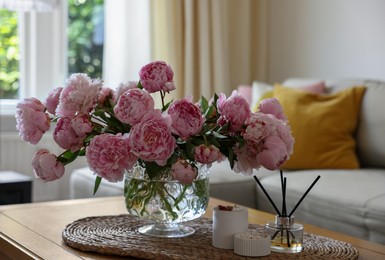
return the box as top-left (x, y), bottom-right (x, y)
top-left (62, 215), bottom-right (359, 259)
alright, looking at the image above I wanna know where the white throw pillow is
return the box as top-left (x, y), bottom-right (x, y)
top-left (251, 81), bottom-right (273, 111)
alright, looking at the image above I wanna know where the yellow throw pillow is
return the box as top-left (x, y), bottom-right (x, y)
top-left (273, 84), bottom-right (366, 170)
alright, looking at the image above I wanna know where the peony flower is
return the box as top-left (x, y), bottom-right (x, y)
top-left (16, 98), bottom-right (50, 145)
top-left (167, 98), bottom-right (204, 139)
top-left (86, 133), bottom-right (137, 182)
top-left (45, 87), bottom-right (63, 115)
top-left (171, 159), bottom-right (198, 185)
top-left (70, 113), bottom-right (93, 137)
top-left (56, 73), bottom-right (101, 118)
top-left (217, 90), bottom-right (251, 131)
top-left (243, 113), bottom-right (278, 148)
top-left (139, 61), bottom-right (175, 93)
top-left (129, 110), bottom-right (176, 166)
top-left (98, 87), bottom-right (113, 106)
top-left (274, 119), bottom-right (295, 156)
top-left (53, 117), bottom-right (84, 152)
top-left (244, 112), bottom-right (294, 157)
top-left (194, 144), bottom-right (225, 165)
top-left (257, 136), bottom-right (289, 170)
top-left (241, 112), bottom-right (294, 172)
top-left (31, 149), bottom-right (65, 182)
top-left (114, 88), bottom-right (155, 126)
top-left (233, 144), bottom-right (261, 175)
top-left (113, 81), bottom-right (137, 103)
top-left (258, 98), bottom-right (287, 121)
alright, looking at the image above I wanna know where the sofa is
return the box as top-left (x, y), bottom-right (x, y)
top-left (70, 78), bottom-right (385, 245)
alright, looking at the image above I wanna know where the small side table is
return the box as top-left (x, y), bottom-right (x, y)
top-left (0, 171), bottom-right (32, 205)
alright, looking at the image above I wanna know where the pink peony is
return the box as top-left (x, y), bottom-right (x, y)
top-left (16, 98), bottom-right (50, 145)
top-left (86, 133), bottom-right (137, 182)
top-left (167, 98), bottom-right (204, 139)
top-left (98, 87), bottom-right (113, 106)
top-left (274, 120), bottom-right (295, 156)
top-left (258, 98), bottom-right (287, 121)
top-left (56, 73), bottom-right (101, 118)
top-left (194, 144), bottom-right (225, 165)
top-left (139, 61), bottom-right (176, 93)
top-left (241, 112), bottom-right (294, 172)
top-left (45, 87), bottom-right (63, 115)
top-left (31, 149), bottom-right (65, 182)
top-left (113, 81), bottom-right (137, 103)
top-left (53, 117), bottom-right (84, 152)
top-left (171, 159), bottom-right (198, 185)
top-left (243, 113), bottom-right (278, 148)
top-left (247, 112), bottom-right (294, 156)
top-left (217, 90), bottom-right (251, 131)
top-left (257, 136), bottom-right (289, 170)
top-left (233, 144), bottom-right (261, 175)
top-left (129, 110), bottom-right (176, 166)
top-left (70, 113), bottom-right (93, 137)
top-left (114, 88), bottom-right (155, 126)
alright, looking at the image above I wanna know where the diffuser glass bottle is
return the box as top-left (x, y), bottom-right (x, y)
top-left (265, 215), bottom-right (303, 253)
top-left (254, 172), bottom-right (320, 254)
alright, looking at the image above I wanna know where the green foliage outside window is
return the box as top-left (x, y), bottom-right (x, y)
top-left (0, 1), bottom-right (104, 100)
top-left (0, 10), bottom-right (19, 99)
top-left (68, 0), bottom-right (104, 79)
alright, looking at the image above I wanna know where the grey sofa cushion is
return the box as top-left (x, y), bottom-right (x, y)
top-left (366, 194), bottom-right (385, 244)
top-left (355, 80), bottom-right (385, 168)
top-left (70, 167), bottom-right (124, 199)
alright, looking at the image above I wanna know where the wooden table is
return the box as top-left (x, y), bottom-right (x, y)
top-left (1, 196), bottom-right (384, 260)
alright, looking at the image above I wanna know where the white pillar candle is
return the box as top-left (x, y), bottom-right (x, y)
top-left (234, 231), bottom-right (271, 257)
top-left (212, 205), bottom-right (248, 249)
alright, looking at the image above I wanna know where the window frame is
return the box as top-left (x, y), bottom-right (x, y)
top-left (0, 2), bottom-right (67, 117)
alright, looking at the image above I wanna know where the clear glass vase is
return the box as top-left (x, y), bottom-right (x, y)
top-left (124, 162), bottom-right (209, 238)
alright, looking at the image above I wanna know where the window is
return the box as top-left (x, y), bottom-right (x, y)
top-left (0, 0), bottom-right (104, 115)
top-left (0, 5), bottom-right (66, 117)
top-left (68, 0), bottom-right (104, 78)
top-left (0, 0), bottom-right (150, 117)
top-left (0, 9), bottom-right (19, 100)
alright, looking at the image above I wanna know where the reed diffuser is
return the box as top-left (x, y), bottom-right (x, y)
top-left (254, 171), bottom-right (320, 253)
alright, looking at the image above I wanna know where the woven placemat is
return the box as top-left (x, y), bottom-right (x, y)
top-left (62, 215), bottom-right (359, 259)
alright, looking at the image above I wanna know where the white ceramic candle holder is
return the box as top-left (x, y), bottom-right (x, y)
top-left (212, 205), bottom-right (248, 249)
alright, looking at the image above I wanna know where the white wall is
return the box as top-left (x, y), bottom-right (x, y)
top-left (267, 0), bottom-right (385, 83)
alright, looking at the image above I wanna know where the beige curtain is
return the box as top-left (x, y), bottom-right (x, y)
top-left (151, 0), bottom-right (268, 102)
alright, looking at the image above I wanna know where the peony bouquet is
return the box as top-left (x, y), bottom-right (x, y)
top-left (15, 61), bottom-right (294, 193)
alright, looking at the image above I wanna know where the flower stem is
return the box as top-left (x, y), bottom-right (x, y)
top-left (160, 90), bottom-right (165, 108)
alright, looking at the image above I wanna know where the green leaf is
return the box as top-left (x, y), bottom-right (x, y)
top-left (93, 176), bottom-right (102, 195)
top-left (137, 81), bottom-right (143, 89)
top-left (204, 106), bottom-right (214, 119)
top-left (105, 113), bottom-right (129, 131)
top-left (57, 150), bottom-right (79, 164)
top-left (217, 122), bottom-right (229, 133)
top-left (212, 131), bottom-right (228, 139)
top-left (200, 96), bottom-right (209, 112)
top-left (206, 135), bottom-right (222, 147)
top-left (186, 141), bottom-right (195, 160)
top-left (190, 137), bottom-right (206, 146)
top-left (228, 147), bottom-right (235, 169)
top-left (143, 161), bottom-right (161, 179)
top-left (162, 99), bottom-right (173, 112)
top-left (93, 109), bottom-right (107, 118)
top-left (78, 148), bottom-right (86, 156)
top-left (83, 134), bottom-right (95, 145)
